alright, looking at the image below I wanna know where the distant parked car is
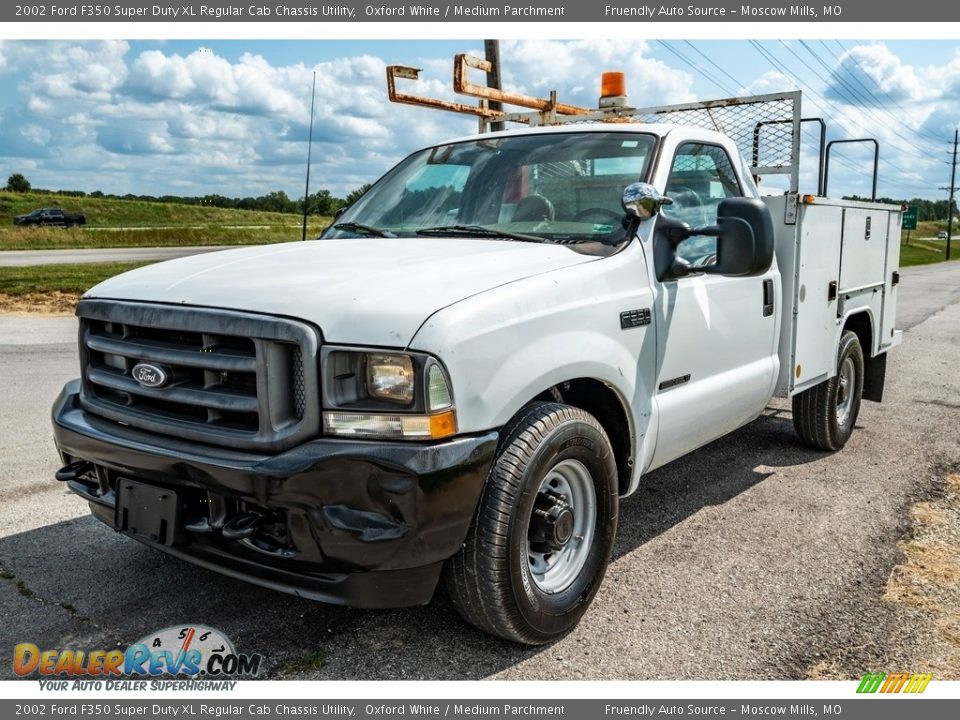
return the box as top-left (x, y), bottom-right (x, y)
top-left (938, 230), bottom-right (949, 240)
top-left (13, 207), bottom-right (86, 228)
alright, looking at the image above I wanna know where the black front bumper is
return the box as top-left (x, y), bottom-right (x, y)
top-left (52, 380), bottom-right (498, 608)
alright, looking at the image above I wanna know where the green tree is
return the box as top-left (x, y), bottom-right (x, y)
top-left (5, 173), bottom-right (31, 193)
top-left (344, 183), bottom-right (372, 207)
top-left (260, 190), bottom-right (294, 213)
top-left (308, 189), bottom-right (341, 216)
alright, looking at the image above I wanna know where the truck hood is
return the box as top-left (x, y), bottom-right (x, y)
top-left (85, 238), bottom-right (597, 346)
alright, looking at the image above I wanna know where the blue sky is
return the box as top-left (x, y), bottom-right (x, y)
top-left (0, 39), bottom-right (957, 201)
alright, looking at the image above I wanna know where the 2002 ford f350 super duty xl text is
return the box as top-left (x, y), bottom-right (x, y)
top-left (52, 59), bottom-right (903, 644)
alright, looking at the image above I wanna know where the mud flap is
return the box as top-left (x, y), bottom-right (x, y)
top-left (863, 352), bottom-right (887, 403)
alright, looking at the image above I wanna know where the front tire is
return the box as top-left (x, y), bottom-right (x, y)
top-left (792, 330), bottom-right (864, 450)
top-left (444, 402), bottom-right (618, 645)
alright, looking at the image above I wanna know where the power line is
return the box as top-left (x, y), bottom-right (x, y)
top-left (783, 40), bottom-right (941, 158)
top-left (747, 41), bottom-right (945, 196)
top-left (674, 40), bottom-right (876, 188)
top-left (681, 41), bottom-right (748, 93)
top-left (656, 40), bottom-right (739, 97)
top-left (746, 41), bottom-right (870, 177)
top-left (829, 40), bottom-right (948, 148)
top-left (804, 39), bottom-right (941, 151)
top-left (657, 41), bottom-right (870, 194)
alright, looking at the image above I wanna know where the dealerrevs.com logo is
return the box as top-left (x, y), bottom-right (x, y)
top-left (14, 625), bottom-right (262, 689)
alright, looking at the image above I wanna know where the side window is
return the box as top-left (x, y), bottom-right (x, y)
top-left (663, 143), bottom-right (743, 268)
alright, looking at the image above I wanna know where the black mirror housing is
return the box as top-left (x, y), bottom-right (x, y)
top-left (652, 197), bottom-right (775, 281)
top-left (703, 197), bottom-right (775, 277)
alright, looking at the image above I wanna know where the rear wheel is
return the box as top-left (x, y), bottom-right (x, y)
top-left (444, 402), bottom-right (618, 644)
top-left (792, 330), bottom-right (864, 450)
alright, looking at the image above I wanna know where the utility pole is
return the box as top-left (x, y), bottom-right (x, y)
top-left (484, 40), bottom-right (504, 133)
top-left (947, 128), bottom-right (958, 261)
top-left (302, 71), bottom-right (317, 242)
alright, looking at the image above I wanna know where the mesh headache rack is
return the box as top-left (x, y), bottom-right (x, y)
top-left (387, 53), bottom-right (880, 198)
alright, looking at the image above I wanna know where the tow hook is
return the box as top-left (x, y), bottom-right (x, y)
top-left (221, 511), bottom-right (263, 540)
top-left (55, 460), bottom-right (93, 482)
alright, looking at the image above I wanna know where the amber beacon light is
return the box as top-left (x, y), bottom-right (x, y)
top-left (600, 71), bottom-right (628, 107)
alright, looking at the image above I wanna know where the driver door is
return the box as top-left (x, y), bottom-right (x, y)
top-left (649, 141), bottom-right (779, 468)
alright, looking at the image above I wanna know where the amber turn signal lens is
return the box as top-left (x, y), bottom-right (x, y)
top-left (428, 410), bottom-right (458, 439)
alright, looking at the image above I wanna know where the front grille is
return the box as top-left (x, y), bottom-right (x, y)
top-left (77, 300), bottom-right (320, 452)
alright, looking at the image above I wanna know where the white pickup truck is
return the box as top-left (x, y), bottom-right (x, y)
top-left (52, 63), bottom-right (902, 645)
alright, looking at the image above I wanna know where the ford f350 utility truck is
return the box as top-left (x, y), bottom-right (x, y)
top-left (52, 57), bottom-right (902, 644)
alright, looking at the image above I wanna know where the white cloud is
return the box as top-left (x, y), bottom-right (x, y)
top-left (96, 124), bottom-right (175, 155)
top-left (814, 42), bottom-right (960, 198)
top-left (28, 41), bottom-right (129, 99)
top-left (127, 49), bottom-right (307, 118)
top-left (500, 39), bottom-right (695, 108)
top-left (744, 70), bottom-right (797, 96)
top-left (167, 112), bottom-right (249, 141)
top-left (19, 123), bottom-right (52, 146)
top-left (830, 44), bottom-right (928, 103)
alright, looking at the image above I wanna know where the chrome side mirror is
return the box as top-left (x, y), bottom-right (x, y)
top-left (622, 182), bottom-right (672, 220)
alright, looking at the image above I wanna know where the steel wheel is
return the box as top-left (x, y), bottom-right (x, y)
top-left (836, 356), bottom-right (856, 426)
top-left (793, 330), bottom-right (864, 451)
top-left (444, 402), bottom-right (618, 644)
top-left (526, 458), bottom-right (597, 594)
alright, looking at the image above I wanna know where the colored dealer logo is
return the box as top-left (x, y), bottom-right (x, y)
top-left (857, 672), bottom-right (932, 694)
top-left (131, 362), bottom-right (169, 388)
top-left (13, 625), bottom-right (262, 677)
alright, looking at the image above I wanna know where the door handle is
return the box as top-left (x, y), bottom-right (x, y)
top-left (762, 279), bottom-right (774, 317)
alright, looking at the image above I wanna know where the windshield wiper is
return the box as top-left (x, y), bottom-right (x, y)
top-left (415, 225), bottom-right (547, 243)
top-left (332, 222), bottom-right (397, 238)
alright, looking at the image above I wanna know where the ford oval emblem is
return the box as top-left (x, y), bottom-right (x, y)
top-left (132, 362), bottom-right (169, 388)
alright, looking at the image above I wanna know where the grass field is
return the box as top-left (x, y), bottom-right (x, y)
top-left (0, 191), bottom-right (331, 250)
top-left (0, 262), bottom-right (151, 296)
top-left (915, 219), bottom-right (954, 236)
top-left (0, 224), bottom-right (330, 251)
top-left (0, 190), bottom-right (304, 227)
top-left (901, 238), bottom-right (956, 266)
top-left (0, 261), bottom-right (153, 313)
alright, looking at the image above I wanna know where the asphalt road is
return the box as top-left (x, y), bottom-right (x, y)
top-left (894, 260), bottom-right (960, 329)
top-left (0, 246), bottom-right (229, 267)
top-left (1, 263), bottom-right (958, 680)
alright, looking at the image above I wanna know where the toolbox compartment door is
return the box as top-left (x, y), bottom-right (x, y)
top-left (840, 208), bottom-right (889, 292)
top-left (879, 211), bottom-right (902, 350)
top-left (791, 204), bottom-right (842, 389)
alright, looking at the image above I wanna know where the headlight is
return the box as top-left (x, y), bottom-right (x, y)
top-left (366, 353), bottom-right (415, 403)
top-left (321, 348), bottom-right (456, 440)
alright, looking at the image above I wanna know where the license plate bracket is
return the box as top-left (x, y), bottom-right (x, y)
top-left (115, 478), bottom-right (182, 546)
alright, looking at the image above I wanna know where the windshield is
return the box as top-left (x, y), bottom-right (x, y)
top-left (324, 131), bottom-right (655, 247)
